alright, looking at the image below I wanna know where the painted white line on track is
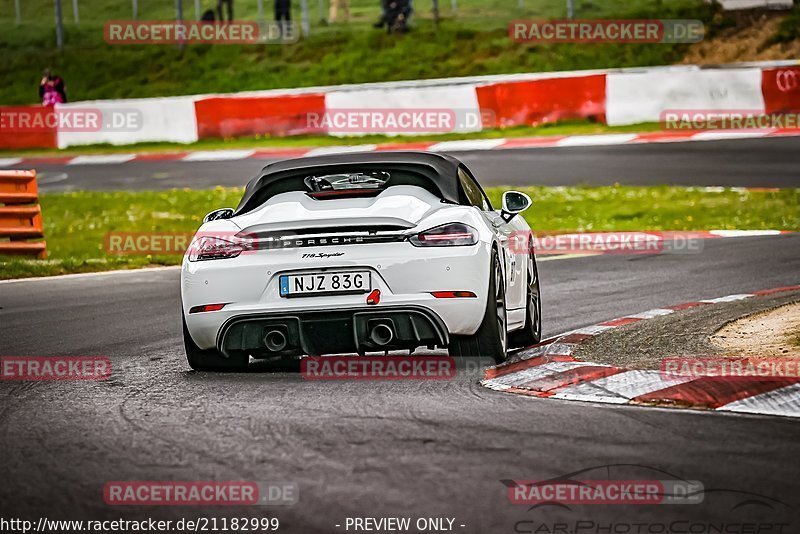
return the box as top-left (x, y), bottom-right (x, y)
top-left (0, 158), bottom-right (23, 167)
top-left (699, 294), bottom-right (753, 304)
top-left (569, 324), bottom-right (617, 336)
top-left (690, 131), bottom-right (771, 142)
top-left (428, 139), bottom-right (506, 152)
top-left (303, 145), bottom-right (379, 156)
top-left (709, 229), bottom-right (784, 237)
top-left (538, 253), bottom-right (603, 262)
top-left (67, 154), bottom-right (137, 165)
top-left (0, 265), bottom-right (180, 284)
top-left (182, 150), bottom-right (256, 162)
top-left (624, 309), bottom-right (675, 319)
top-left (8, 130), bottom-right (800, 168)
top-left (555, 134), bottom-right (639, 147)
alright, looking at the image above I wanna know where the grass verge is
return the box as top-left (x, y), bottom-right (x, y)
top-left (1, 185), bottom-right (797, 280)
top-left (0, 0), bottom-right (714, 105)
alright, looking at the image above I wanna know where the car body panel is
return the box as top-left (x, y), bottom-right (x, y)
top-left (181, 153), bottom-right (534, 354)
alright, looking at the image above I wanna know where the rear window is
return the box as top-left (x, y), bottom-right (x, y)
top-left (304, 172), bottom-right (390, 192)
top-left (236, 164), bottom-right (455, 213)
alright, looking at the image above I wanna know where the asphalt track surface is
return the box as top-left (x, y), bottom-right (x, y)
top-left (28, 136), bottom-right (800, 192)
top-left (2, 234), bottom-right (800, 531)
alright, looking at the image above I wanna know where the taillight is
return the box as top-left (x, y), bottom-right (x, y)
top-left (189, 303), bottom-right (227, 314)
top-left (430, 291), bottom-right (477, 298)
top-left (188, 236), bottom-right (246, 262)
top-left (409, 223), bottom-right (478, 247)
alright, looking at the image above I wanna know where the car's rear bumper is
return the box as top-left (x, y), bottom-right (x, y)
top-left (181, 241), bottom-right (491, 350)
top-left (217, 306), bottom-right (449, 358)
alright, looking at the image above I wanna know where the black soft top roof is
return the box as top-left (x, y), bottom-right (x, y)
top-left (235, 151), bottom-right (467, 215)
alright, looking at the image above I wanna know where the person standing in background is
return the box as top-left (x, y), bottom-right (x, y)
top-left (329, 0), bottom-right (349, 23)
top-left (217, 0), bottom-right (233, 21)
top-left (39, 69), bottom-right (67, 106)
top-left (275, 0), bottom-right (292, 36)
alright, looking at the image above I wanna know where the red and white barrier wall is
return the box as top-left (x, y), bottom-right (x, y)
top-left (1, 61), bottom-right (798, 149)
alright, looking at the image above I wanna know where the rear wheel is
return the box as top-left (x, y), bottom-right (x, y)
top-left (182, 312), bottom-right (248, 372)
top-left (509, 242), bottom-right (542, 349)
top-left (450, 250), bottom-right (508, 364)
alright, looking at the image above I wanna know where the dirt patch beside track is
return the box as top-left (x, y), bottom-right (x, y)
top-left (711, 301), bottom-right (800, 358)
top-left (572, 290), bottom-right (800, 369)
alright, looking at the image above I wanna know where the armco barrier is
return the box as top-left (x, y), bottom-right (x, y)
top-left (476, 74), bottom-right (606, 128)
top-left (194, 94), bottom-right (326, 139)
top-left (0, 170), bottom-right (47, 259)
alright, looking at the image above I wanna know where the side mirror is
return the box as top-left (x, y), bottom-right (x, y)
top-left (500, 191), bottom-right (532, 222)
top-left (203, 208), bottom-right (235, 223)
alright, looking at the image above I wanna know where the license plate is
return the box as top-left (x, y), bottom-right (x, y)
top-left (279, 271), bottom-right (371, 297)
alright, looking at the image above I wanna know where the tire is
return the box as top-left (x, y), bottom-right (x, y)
top-left (450, 249), bottom-right (508, 364)
top-left (509, 240), bottom-right (542, 349)
top-left (182, 312), bottom-right (248, 372)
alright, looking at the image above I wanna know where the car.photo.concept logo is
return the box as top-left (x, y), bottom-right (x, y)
top-left (507, 465), bottom-right (793, 534)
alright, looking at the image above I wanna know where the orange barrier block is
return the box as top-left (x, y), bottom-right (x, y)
top-left (0, 169), bottom-right (40, 204)
top-left (0, 170), bottom-right (47, 259)
top-left (0, 241), bottom-right (47, 258)
top-left (0, 205), bottom-right (44, 238)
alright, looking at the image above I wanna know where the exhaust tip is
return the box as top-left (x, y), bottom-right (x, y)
top-left (264, 329), bottom-right (288, 352)
top-left (370, 323), bottom-right (394, 346)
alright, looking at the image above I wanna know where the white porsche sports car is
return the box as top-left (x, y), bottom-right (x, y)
top-left (181, 152), bottom-right (541, 371)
